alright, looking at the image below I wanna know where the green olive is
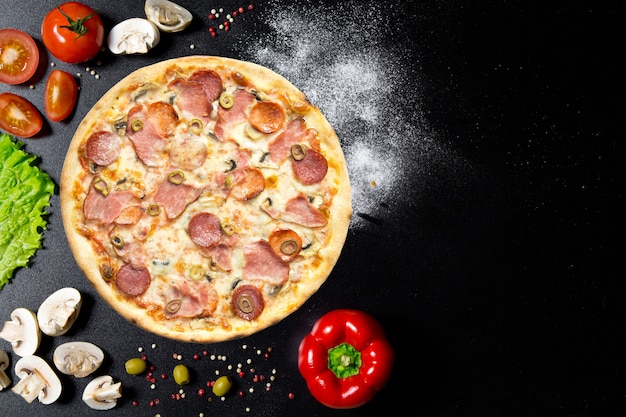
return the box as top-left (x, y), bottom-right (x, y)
top-left (173, 364), bottom-right (190, 385)
top-left (212, 375), bottom-right (233, 396)
top-left (219, 92), bottom-right (234, 109)
top-left (125, 358), bottom-right (147, 375)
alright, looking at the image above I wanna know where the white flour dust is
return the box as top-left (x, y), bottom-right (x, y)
top-left (239, 0), bottom-right (438, 229)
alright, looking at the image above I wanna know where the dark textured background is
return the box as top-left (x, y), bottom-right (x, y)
top-left (1, 1), bottom-right (625, 416)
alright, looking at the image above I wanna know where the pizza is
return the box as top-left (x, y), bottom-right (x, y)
top-left (60, 56), bottom-right (352, 343)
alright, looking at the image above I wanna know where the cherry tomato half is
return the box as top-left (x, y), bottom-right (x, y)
top-left (44, 69), bottom-right (78, 122)
top-left (41, 2), bottom-right (104, 64)
top-left (0, 92), bottom-right (43, 138)
top-left (0, 29), bottom-right (40, 85)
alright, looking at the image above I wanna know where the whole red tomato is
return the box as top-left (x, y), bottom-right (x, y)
top-left (41, 2), bottom-right (104, 64)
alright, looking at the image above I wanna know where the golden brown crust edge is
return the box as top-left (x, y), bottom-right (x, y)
top-left (60, 56), bottom-right (352, 343)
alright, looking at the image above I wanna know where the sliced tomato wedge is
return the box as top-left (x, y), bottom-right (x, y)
top-left (45, 69), bottom-right (78, 122)
top-left (0, 28), bottom-right (40, 85)
top-left (0, 92), bottom-right (43, 138)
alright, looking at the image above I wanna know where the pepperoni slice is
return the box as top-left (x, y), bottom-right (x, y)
top-left (229, 168), bottom-right (265, 201)
top-left (269, 229), bottom-right (302, 262)
top-left (147, 101), bottom-right (179, 138)
top-left (292, 148), bottom-right (328, 185)
top-left (248, 101), bottom-right (285, 134)
top-left (85, 131), bottom-right (121, 166)
top-left (116, 263), bottom-right (151, 297)
top-left (189, 69), bottom-right (223, 103)
top-left (231, 284), bottom-right (264, 321)
top-left (188, 212), bottom-right (223, 248)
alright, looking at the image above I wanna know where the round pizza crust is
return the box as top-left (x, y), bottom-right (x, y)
top-left (60, 56), bottom-right (352, 343)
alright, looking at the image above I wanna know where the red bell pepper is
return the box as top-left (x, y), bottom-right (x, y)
top-left (297, 309), bottom-right (395, 409)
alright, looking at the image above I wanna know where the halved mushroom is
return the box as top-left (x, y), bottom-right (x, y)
top-left (0, 350), bottom-right (11, 391)
top-left (108, 18), bottom-right (160, 55)
top-left (37, 287), bottom-right (82, 336)
top-left (82, 375), bottom-right (122, 410)
top-left (53, 341), bottom-right (104, 378)
top-left (145, 0), bottom-right (193, 33)
top-left (12, 355), bottom-right (61, 404)
top-left (0, 308), bottom-right (41, 357)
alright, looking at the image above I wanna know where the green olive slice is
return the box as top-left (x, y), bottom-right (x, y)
top-left (189, 118), bottom-right (203, 134)
top-left (168, 170), bottom-right (185, 184)
top-left (290, 144), bottom-right (307, 161)
top-left (110, 235), bottom-right (124, 249)
top-left (147, 204), bottom-right (161, 216)
top-left (130, 119), bottom-right (144, 132)
top-left (219, 92), bottom-right (234, 109)
top-left (165, 299), bottom-right (182, 314)
top-left (93, 177), bottom-right (109, 196)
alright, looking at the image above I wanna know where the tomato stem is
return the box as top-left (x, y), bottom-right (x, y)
top-left (327, 342), bottom-right (362, 378)
top-left (57, 6), bottom-right (93, 39)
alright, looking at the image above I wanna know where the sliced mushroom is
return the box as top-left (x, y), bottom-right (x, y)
top-left (108, 18), bottom-right (160, 55)
top-left (82, 375), bottom-right (122, 410)
top-left (12, 355), bottom-right (61, 404)
top-left (53, 341), bottom-right (104, 378)
top-left (145, 0), bottom-right (193, 33)
top-left (37, 287), bottom-right (82, 336)
top-left (0, 350), bottom-right (11, 391)
top-left (0, 308), bottom-right (41, 357)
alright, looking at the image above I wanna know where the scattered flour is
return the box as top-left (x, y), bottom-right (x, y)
top-left (238, 0), bottom-right (441, 230)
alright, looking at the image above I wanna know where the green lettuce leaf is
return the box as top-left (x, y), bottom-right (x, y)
top-left (0, 133), bottom-right (55, 290)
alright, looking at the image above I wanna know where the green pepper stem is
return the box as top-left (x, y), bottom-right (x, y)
top-left (327, 342), bottom-right (362, 379)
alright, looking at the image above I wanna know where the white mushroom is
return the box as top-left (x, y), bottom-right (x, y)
top-left (108, 18), bottom-right (160, 55)
top-left (145, 0), bottom-right (193, 32)
top-left (53, 341), bottom-right (104, 378)
top-left (0, 350), bottom-right (11, 391)
top-left (37, 287), bottom-right (82, 336)
top-left (11, 355), bottom-right (61, 404)
top-left (0, 308), bottom-right (41, 357)
top-left (82, 375), bottom-right (122, 410)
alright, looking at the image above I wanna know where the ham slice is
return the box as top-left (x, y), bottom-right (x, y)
top-left (268, 118), bottom-right (317, 164)
top-left (164, 279), bottom-right (218, 319)
top-left (202, 244), bottom-right (233, 272)
top-left (242, 240), bottom-right (289, 286)
top-left (261, 195), bottom-right (328, 228)
top-left (282, 196), bottom-right (327, 227)
top-left (168, 78), bottom-right (213, 123)
top-left (214, 89), bottom-right (255, 141)
top-left (126, 105), bottom-right (171, 167)
top-left (153, 176), bottom-right (201, 219)
top-left (84, 187), bottom-right (139, 224)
